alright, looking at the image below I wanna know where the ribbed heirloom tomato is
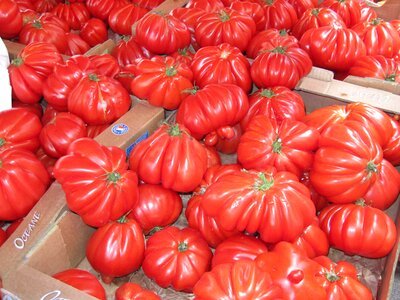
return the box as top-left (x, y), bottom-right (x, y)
top-left (0, 0), bottom-right (23, 39)
top-left (115, 283), bottom-right (160, 300)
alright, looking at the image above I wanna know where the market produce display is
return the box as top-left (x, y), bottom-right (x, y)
top-left (0, 0), bottom-right (400, 299)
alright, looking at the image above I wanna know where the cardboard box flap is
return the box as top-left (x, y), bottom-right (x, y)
top-left (365, 0), bottom-right (400, 21)
top-left (306, 67), bottom-right (335, 82)
top-left (344, 75), bottom-right (400, 96)
top-left (84, 39), bottom-right (117, 56)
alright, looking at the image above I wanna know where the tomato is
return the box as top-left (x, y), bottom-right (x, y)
top-left (88, 54), bottom-right (121, 78)
top-left (0, 148), bottom-right (50, 221)
top-left (42, 106), bottom-right (60, 126)
top-left (19, 14), bottom-right (68, 54)
top-left (250, 40), bottom-right (313, 90)
top-left (142, 226), bottom-right (213, 292)
top-left (79, 18), bottom-right (108, 47)
top-left (303, 102), bottom-right (394, 147)
top-left (313, 256), bottom-right (373, 299)
top-left (191, 43), bottom-right (252, 93)
top-left (68, 73), bottom-right (130, 126)
top-left (299, 171), bottom-right (329, 212)
top-left (37, 11), bottom-right (70, 32)
top-left (194, 8), bottom-right (256, 52)
top-left (33, 0), bottom-right (60, 13)
top-left (86, 124), bottom-right (109, 139)
top-left (0, 228), bottom-right (7, 247)
top-left (86, 0), bottom-right (129, 21)
top-left (128, 123), bottom-right (208, 193)
top-left (12, 100), bottom-right (43, 119)
top-left (194, 260), bottom-right (283, 299)
top-left (319, 201), bottom-right (397, 258)
top-left (0, 0), bottom-right (23, 39)
top-left (135, 13), bottom-right (191, 55)
top-left (258, 0), bottom-right (298, 31)
top-left (131, 0), bottom-right (164, 9)
top-left (319, 0), bottom-right (362, 28)
top-left (64, 32), bottom-right (91, 56)
top-left (292, 221), bottom-right (329, 258)
top-left (310, 121), bottom-right (383, 204)
top-left (0, 108), bottom-right (42, 153)
top-left (108, 3), bottom-right (149, 35)
top-left (53, 138), bottom-right (139, 227)
top-left (287, 0), bottom-right (318, 18)
top-left (39, 112), bottom-right (87, 158)
top-left (52, 269), bottom-right (107, 300)
top-left (299, 26), bottom-right (366, 72)
top-left (256, 241), bottom-right (327, 300)
top-left (237, 115), bottom-right (319, 178)
top-left (35, 146), bottom-right (57, 178)
top-left (86, 215), bottom-right (145, 283)
top-left (186, 164), bottom-right (242, 248)
top-left (203, 144), bottom-right (221, 168)
top-left (240, 87), bottom-right (306, 131)
top-left (246, 28), bottom-right (299, 59)
top-left (9, 42), bottom-right (63, 104)
top-left (211, 234), bottom-right (268, 268)
top-left (111, 35), bottom-right (148, 66)
top-left (20, 9), bottom-right (39, 25)
top-left (114, 64), bottom-right (137, 91)
top-left (43, 55), bottom-right (95, 111)
top-left (291, 7), bottom-right (346, 40)
top-left (130, 55), bottom-right (194, 110)
top-left (185, 0), bottom-right (224, 12)
top-left (352, 18), bottom-right (400, 59)
top-left (229, 0), bottom-right (266, 32)
top-left (202, 168), bottom-right (316, 244)
top-left (15, 0), bottom-right (35, 11)
top-left (170, 47), bottom-right (195, 66)
top-left (128, 183), bottom-right (183, 234)
top-left (51, 1), bottom-right (90, 30)
top-left (384, 117), bottom-right (400, 166)
top-left (5, 218), bottom-right (23, 238)
top-left (115, 283), bottom-right (160, 300)
top-left (176, 84), bottom-right (249, 143)
top-left (348, 55), bottom-right (400, 82)
top-left (214, 123), bottom-right (242, 154)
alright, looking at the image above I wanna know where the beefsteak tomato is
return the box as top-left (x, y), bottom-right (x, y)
top-left (115, 283), bottom-right (160, 300)
top-left (0, 0), bottom-right (23, 39)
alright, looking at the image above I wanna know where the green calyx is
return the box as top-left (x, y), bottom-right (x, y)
top-left (385, 74), bottom-right (396, 82)
top-left (11, 57), bottom-right (24, 67)
top-left (370, 18), bottom-right (383, 26)
top-left (279, 29), bottom-right (289, 37)
top-left (366, 161), bottom-right (378, 178)
top-left (255, 173), bottom-right (274, 191)
top-left (265, 0), bottom-right (275, 5)
top-left (270, 46), bottom-right (287, 55)
top-left (89, 73), bottom-right (100, 82)
top-left (260, 88), bottom-right (275, 98)
top-left (311, 8), bottom-right (320, 16)
top-left (355, 199), bottom-right (367, 207)
top-left (178, 242), bottom-right (188, 252)
top-left (272, 137), bottom-right (282, 153)
top-left (0, 138), bottom-right (5, 147)
top-left (325, 271), bottom-right (341, 282)
top-left (117, 214), bottom-right (128, 224)
top-left (168, 124), bottom-right (183, 137)
top-left (219, 10), bottom-right (230, 22)
top-left (148, 226), bottom-right (163, 236)
top-left (107, 171), bottom-right (121, 183)
top-left (32, 20), bottom-right (43, 29)
top-left (165, 66), bottom-right (178, 77)
top-left (178, 48), bottom-right (188, 56)
top-left (181, 86), bottom-right (199, 96)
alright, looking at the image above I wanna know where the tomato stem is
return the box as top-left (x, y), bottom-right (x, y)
top-left (11, 57), bottom-right (24, 67)
top-left (32, 20), bottom-right (42, 29)
top-left (89, 73), bottom-right (100, 82)
top-left (178, 242), bottom-right (188, 252)
top-left (370, 18), bottom-right (383, 26)
top-left (178, 47), bottom-right (188, 56)
top-left (168, 124), bottom-right (182, 136)
top-left (366, 161), bottom-right (378, 177)
top-left (279, 29), bottom-right (289, 37)
top-left (0, 138), bottom-right (5, 147)
top-left (272, 137), bottom-right (282, 153)
top-left (181, 86), bottom-right (199, 95)
top-left (355, 199), bottom-right (367, 206)
top-left (255, 173), bottom-right (274, 191)
top-left (385, 74), bottom-right (396, 82)
top-left (219, 10), bottom-right (230, 22)
top-left (165, 66), bottom-right (178, 77)
top-left (265, 0), bottom-right (275, 5)
top-left (148, 226), bottom-right (163, 236)
top-left (107, 171), bottom-right (121, 183)
top-left (270, 46), bottom-right (286, 55)
top-left (325, 271), bottom-right (341, 282)
top-left (311, 8), bottom-right (320, 16)
top-left (260, 88), bottom-right (275, 98)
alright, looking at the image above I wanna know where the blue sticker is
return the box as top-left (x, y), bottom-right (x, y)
top-left (126, 131), bottom-right (149, 157)
top-left (112, 124), bottom-right (129, 135)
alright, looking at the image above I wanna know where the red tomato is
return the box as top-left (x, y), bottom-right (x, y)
top-left (348, 55), bottom-right (400, 82)
top-left (0, 0), bottom-right (23, 39)
top-left (257, 0), bottom-right (298, 30)
top-left (240, 87), bottom-right (306, 131)
top-left (52, 269), bottom-right (107, 300)
top-left (5, 218), bottom-right (23, 238)
top-left (43, 55), bottom-right (96, 111)
top-left (142, 226), bottom-right (213, 292)
top-left (86, 0), bottom-right (129, 21)
top-left (384, 117), bottom-right (400, 166)
top-left (310, 121), bottom-right (383, 204)
top-left (15, 0), bottom-right (35, 11)
top-left (33, 0), bottom-right (59, 13)
top-left (115, 283), bottom-right (160, 300)
top-left (176, 84), bottom-right (249, 142)
top-left (352, 18), bottom-right (400, 59)
top-left (35, 146), bottom-right (57, 178)
top-left (42, 105), bottom-right (60, 126)
top-left (292, 221), bottom-right (329, 258)
top-left (303, 102), bottom-right (394, 147)
top-left (130, 55), bottom-right (194, 110)
top-left (194, 8), bottom-right (256, 52)
top-left (299, 170), bottom-right (329, 211)
top-left (287, 0), bottom-right (318, 18)
top-left (194, 260), bottom-right (283, 299)
top-left (88, 54), bottom-right (121, 78)
top-left (229, 0), bottom-right (266, 31)
top-left (237, 115), bottom-right (319, 178)
top-left (313, 256), bottom-right (373, 299)
top-left (128, 123), bottom-right (208, 193)
top-left (203, 144), bottom-right (221, 168)
top-left (202, 169), bottom-right (316, 244)
top-left (299, 26), bottom-right (366, 72)
top-left (170, 47), bottom-right (195, 66)
top-left (114, 64), bottom-right (137, 91)
top-left (79, 18), bottom-right (108, 47)
top-left (0, 148), bottom-right (50, 221)
top-left (211, 234), bottom-right (268, 268)
top-left (68, 73), bottom-right (130, 126)
top-left (256, 241), bottom-right (326, 299)
top-left (111, 35), bottom-right (148, 66)
top-left (319, 0), bottom-right (362, 28)
top-left (129, 183), bottom-right (183, 234)
top-left (135, 13), bottom-right (191, 55)
top-left (251, 40), bottom-right (313, 90)
top-left (86, 216), bottom-right (145, 283)
top-left (51, 1), bottom-right (90, 30)
top-left (185, 0), bottom-right (224, 12)
top-left (291, 7), bottom-right (346, 40)
top-left (53, 138), bottom-right (139, 227)
top-left (108, 3), bottom-right (149, 35)
top-left (0, 108), bottom-right (42, 153)
top-left (191, 43), bottom-right (252, 93)
top-left (20, 9), bottom-right (39, 25)
top-left (86, 124), bottom-right (109, 139)
top-left (131, 0), bottom-right (164, 9)
top-left (19, 14), bottom-right (68, 54)
top-left (246, 28), bottom-right (299, 59)
top-left (0, 228), bottom-right (7, 247)
top-left (214, 123), bottom-right (242, 154)
top-left (39, 112), bottom-right (87, 158)
top-left (319, 201), bottom-right (397, 258)
top-left (64, 32), bottom-right (91, 56)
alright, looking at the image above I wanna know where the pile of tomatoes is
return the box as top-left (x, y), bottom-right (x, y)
top-left (1, 0), bottom-right (400, 299)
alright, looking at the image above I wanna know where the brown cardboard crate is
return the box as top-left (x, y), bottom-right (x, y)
top-left (365, 0), bottom-right (400, 22)
top-left (0, 101), bottom-right (164, 293)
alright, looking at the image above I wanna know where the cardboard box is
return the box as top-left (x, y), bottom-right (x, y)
top-left (365, 0), bottom-right (400, 22)
top-left (0, 101), bottom-right (164, 299)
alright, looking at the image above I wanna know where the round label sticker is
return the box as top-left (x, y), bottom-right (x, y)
top-left (111, 123), bottom-right (129, 135)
